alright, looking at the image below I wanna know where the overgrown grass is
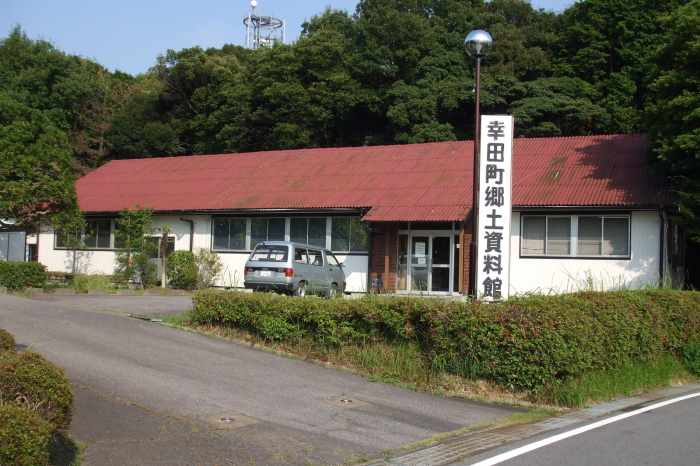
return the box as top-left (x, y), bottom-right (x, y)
top-left (73, 274), bottom-right (118, 293)
top-left (539, 353), bottom-right (695, 407)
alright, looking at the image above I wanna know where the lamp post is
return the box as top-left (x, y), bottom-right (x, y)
top-left (465, 29), bottom-right (493, 297)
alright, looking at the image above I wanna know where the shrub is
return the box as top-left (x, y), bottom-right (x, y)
top-left (683, 337), bottom-right (700, 376)
top-left (0, 351), bottom-right (74, 431)
top-left (166, 250), bottom-right (198, 290)
top-left (0, 329), bottom-right (16, 352)
top-left (0, 403), bottom-right (52, 465)
top-left (0, 261), bottom-right (47, 291)
top-left (194, 248), bottom-right (223, 289)
top-left (191, 290), bottom-right (700, 392)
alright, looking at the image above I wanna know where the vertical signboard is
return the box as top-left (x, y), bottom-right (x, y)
top-left (476, 115), bottom-right (514, 300)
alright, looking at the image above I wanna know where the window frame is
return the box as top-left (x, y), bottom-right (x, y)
top-left (210, 215), bottom-right (369, 253)
top-left (54, 218), bottom-right (118, 250)
top-left (520, 213), bottom-right (631, 259)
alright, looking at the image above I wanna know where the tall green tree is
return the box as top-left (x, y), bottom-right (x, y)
top-left (0, 26), bottom-right (134, 171)
top-left (644, 0), bottom-right (700, 238)
top-left (0, 94), bottom-right (78, 230)
top-left (553, 0), bottom-right (684, 133)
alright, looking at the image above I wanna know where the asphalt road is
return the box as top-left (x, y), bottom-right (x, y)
top-left (0, 293), bottom-right (524, 465)
top-left (461, 391), bottom-right (700, 466)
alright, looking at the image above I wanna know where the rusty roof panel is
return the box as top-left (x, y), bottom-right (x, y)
top-left (76, 135), bottom-right (672, 221)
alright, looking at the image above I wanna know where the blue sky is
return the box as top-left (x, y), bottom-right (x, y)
top-left (2, 0), bottom-right (574, 76)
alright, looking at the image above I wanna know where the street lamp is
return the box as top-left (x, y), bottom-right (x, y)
top-left (465, 29), bottom-right (492, 297)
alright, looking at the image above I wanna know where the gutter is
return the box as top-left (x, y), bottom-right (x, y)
top-left (180, 211), bottom-right (195, 252)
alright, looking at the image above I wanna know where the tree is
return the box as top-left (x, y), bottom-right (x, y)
top-left (0, 93), bottom-right (78, 230)
top-left (0, 27), bottom-right (130, 172)
top-left (114, 206), bottom-right (157, 288)
top-left (552, 0), bottom-right (684, 133)
top-left (644, 0), bottom-right (700, 238)
top-left (507, 77), bottom-right (611, 137)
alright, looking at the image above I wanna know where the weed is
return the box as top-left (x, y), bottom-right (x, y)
top-left (540, 353), bottom-right (695, 407)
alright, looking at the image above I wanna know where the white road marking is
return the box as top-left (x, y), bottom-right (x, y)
top-left (470, 391), bottom-right (700, 466)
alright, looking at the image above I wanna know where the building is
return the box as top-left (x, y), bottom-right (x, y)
top-left (36, 133), bottom-right (685, 295)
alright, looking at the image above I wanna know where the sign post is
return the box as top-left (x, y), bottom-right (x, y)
top-left (475, 115), bottom-right (514, 301)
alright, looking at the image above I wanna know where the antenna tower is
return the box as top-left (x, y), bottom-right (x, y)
top-left (244, 1), bottom-right (285, 49)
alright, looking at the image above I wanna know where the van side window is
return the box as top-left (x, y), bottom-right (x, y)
top-left (327, 252), bottom-right (340, 267)
top-left (309, 249), bottom-right (323, 266)
top-left (294, 247), bottom-right (308, 264)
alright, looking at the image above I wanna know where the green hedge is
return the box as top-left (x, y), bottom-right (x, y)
top-left (0, 403), bottom-right (52, 465)
top-left (191, 290), bottom-right (700, 391)
top-left (0, 261), bottom-right (47, 291)
top-left (0, 328), bottom-right (16, 352)
top-left (0, 350), bottom-right (74, 431)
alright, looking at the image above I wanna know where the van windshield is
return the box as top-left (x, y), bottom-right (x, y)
top-left (250, 245), bottom-right (289, 262)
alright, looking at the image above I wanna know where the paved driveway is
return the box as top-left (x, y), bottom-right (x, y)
top-left (27, 293), bottom-right (193, 316)
top-left (1, 293), bottom-right (525, 464)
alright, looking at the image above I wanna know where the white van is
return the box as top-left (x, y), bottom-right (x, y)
top-left (243, 241), bottom-right (346, 297)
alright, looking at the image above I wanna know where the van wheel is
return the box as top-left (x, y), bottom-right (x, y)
top-left (328, 283), bottom-right (340, 299)
top-left (295, 282), bottom-right (307, 298)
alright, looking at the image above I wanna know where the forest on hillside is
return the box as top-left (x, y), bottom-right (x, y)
top-left (2, 0), bottom-right (700, 233)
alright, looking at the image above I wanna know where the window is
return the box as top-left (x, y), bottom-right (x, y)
top-left (55, 218), bottom-right (115, 249)
top-left (521, 214), bottom-right (630, 258)
top-left (250, 244), bottom-right (288, 262)
top-left (331, 218), bottom-right (368, 252)
top-left (578, 216), bottom-right (629, 256)
top-left (147, 237), bottom-right (175, 259)
top-left (213, 218), bottom-right (246, 250)
top-left (251, 218), bottom-right (285, 246)
top-left (290, 218), bottom-right (326, 247)
top-left (211, 216), bottom-right (368, 252)
top-left (0, 231), bottom-right (25, 261)
top-left (308, 249), bottom-right (324, 266)
top-left (84, 219), bottom-right (112, 249)
top-left (294, 247), bottom-right (309, 264)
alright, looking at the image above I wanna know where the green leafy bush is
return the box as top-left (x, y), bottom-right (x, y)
top-left (0, 328), bottom-right (16, 352)
top-left (166, 250), bottom-right (198, 290)
top-left (683, 337), bottom-right (700, 376)
top-left (191, 290), bottom-right (700, 391)
top-left (0, 351), bottom-right (74, 431)
top-left (0, 261), bottom-right (47, 291)
top-left (194, 248), bottom-right (223, 289)
top-left (0, 403), bottom-right (52, 465)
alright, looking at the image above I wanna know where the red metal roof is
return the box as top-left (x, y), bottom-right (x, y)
top-left (76, 134), bottom-right (671, 222)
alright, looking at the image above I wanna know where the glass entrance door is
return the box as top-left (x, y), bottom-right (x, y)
top-left (430, 236), bottom-right (451, 292)
top-left (407, 235), bottom-right (453, 294)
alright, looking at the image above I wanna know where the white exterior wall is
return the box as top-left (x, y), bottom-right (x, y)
top-left (509, 210), bottom-right (661, 294)
top-left (38, 214), bottom-right (369, 292)
top-left (38, 230), bottom-right (116, 274)
top-left (213, 251), bottom-right (367, 292)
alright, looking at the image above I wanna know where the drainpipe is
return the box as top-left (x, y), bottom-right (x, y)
top-left (658, 206), bottom-right (668, 287)
top-left (180, 212), bottom-right (195, 252)
top-left (366, 221), bottom-right (373, 294)
top-left (359, 208), bottom-right (372, 294)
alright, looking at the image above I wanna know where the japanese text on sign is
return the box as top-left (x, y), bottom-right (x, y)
top-left (476, 116), bottom-right (513, 300)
